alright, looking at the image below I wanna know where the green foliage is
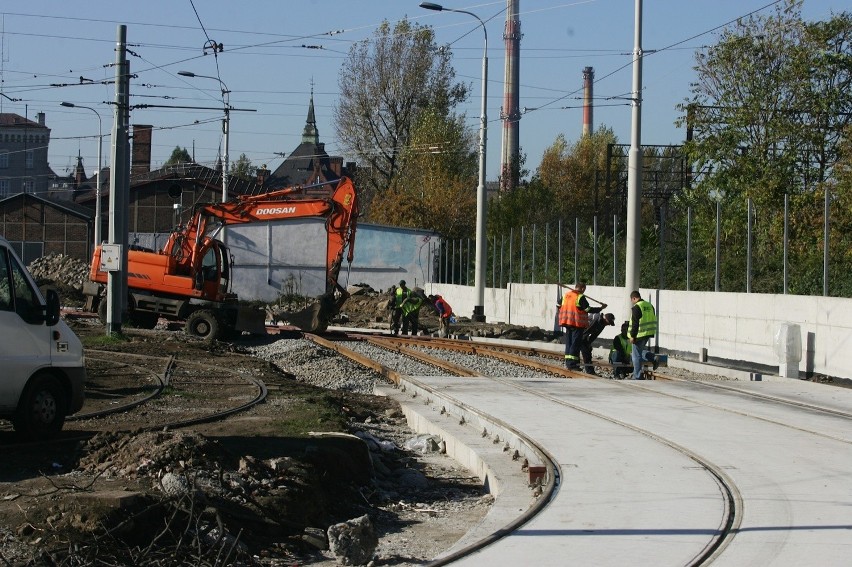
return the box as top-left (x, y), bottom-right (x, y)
top-left (81, 332), bottom-right (130, 347)
top-left (668, 0), bottom-right (852, 295)
top-left (165, 146), bottom-right (192, 166)
top-left (532, 128), bottom-right (620, 224)
top-left (230, 153), bottom-right (253, 180)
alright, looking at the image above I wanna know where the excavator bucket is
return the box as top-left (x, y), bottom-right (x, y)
top-left (278, 294), bottom-right (346, 333)
top-left (235, 305), bottom-right (268, 335)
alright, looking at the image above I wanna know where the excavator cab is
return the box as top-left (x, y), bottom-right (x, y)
top-left (197, 242), bottom-right (230, 297)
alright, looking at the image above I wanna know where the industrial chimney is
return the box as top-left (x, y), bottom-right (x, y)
top-left (582, 66), bottom-right (594, 137)
top-left (500, 0), bottom-right (521, 191)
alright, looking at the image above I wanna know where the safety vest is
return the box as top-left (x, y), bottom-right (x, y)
top-left (558, 290), bottom-right (589, 328)
top-left (611, 334), bottom-right (632, 357)
top-left (633, 299), bottom-right (658, 339)
top-left (402, 294), bottom-right (423, 316)
top-left (394, 287), bottom-right (410, 308)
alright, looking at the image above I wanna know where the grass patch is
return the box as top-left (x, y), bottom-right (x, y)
top-left (268, 394), bottom-right (349, 436)
top-left (81, 332), bottom-right (131, 348)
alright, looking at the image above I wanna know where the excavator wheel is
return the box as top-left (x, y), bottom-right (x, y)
top-left (186, 310), bottom-right (220, 340)
top-left (96, 297), bottom-right (107, 325)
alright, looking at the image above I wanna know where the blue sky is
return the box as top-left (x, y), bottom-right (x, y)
top-left (0, 0), bottom-right (844, 183)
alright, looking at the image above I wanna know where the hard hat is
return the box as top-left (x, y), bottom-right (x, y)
top-left (399, 279), bottom-right (406, 286)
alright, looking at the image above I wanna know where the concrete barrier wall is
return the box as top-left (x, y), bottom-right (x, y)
top-left (425, 282), bottom-right (852, 381)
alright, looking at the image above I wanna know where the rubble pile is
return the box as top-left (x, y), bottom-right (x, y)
top-left (335, 283), bottom-right (560, 342)
top-left (27, 253), bottom-right (90, 306)
top-left (42, 423), bottom-right (470, 565)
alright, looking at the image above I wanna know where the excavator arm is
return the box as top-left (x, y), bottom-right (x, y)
top-left (163, 177), bottom-right (357, 289)
top-left (161, 176), bottom-right (358, 332)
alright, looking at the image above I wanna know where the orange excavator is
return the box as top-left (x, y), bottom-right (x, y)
top-left (83, 176), bottom-right (358, 339)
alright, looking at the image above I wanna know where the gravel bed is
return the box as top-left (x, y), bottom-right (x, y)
top-left (246, 338), bottom-right (391, 393)
top-left (410, 345), bottom-right (560, 379)
top-left (338, 340), bottom-right (450, 376)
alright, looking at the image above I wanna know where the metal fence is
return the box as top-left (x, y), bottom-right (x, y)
top-left (430, 189), bottom-right (850, 297)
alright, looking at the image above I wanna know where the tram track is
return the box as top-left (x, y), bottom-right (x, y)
top-left (305, 331), bottom-right (750, 565)
top-left (300, 335), bottom-right (852, 566)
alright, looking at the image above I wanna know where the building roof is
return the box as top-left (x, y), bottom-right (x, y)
top-left (0, 113), bottom-right (47, 129)
top-left (74, 162), bottom-right (262, 204)
top-left (266, 92), bottom-right (341, 188)
top-left (0, 191), bottom-right (93, 220)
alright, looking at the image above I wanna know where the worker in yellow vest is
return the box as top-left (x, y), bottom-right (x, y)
top-left (628, 290), bottom-right (658, 380)
top-left (390, 280), bottom-right (411, 336)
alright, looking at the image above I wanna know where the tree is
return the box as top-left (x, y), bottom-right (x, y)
top-left (231, 153), bottom-right (253, 181)
top-left (678, 0), bottom-right (852, 294)
top-left (165, 146), bottom-right (192, 166)
top-left (335, 18), bottom-right (469, 217)
top-left (369, 108), bottom-right (477, 238)
top-left (534, 128), bottom-right (619, 224)
top-left (166, 146), bottom-right (192, 165)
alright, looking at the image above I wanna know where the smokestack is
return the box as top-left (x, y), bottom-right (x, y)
top-left (500, 0), bottom-right (521, 192)
top-left (131, 124), bottom-right (152, 176)
top-left (582, 66), bottom-right (594, 137)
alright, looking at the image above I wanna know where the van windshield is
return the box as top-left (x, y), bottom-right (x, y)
top-left (3, 249), bottom-right (43, 324)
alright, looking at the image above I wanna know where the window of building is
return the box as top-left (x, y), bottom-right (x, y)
top-left (22, 180), bottom-right (34, 193)
top-left (25, 149), bottom-right (33, 169)
top-left (0, 151), bottom-right (8, 168)
top-left (0, 180), bottom-right (8, 197)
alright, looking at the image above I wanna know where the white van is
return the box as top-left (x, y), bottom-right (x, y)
top-left (0, 236), bottom-right (86, 439)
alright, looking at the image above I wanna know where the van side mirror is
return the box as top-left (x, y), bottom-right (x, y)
top-left (45, 289), bottom-right (61, 326)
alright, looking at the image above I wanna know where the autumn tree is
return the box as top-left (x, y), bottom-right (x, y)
top-left (533, 128), bottom-right (620, 224)
top-left (369, 108), bottom-right (477, 238)
top-left (335, 18), bottom-right (468, 218)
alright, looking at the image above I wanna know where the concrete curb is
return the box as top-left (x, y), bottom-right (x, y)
top-left (375, 375), bottom-right (557, 559)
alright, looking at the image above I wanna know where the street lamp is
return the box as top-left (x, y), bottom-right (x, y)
top-left (420, 2), bottom-right (488, 322)
top-left (178, 71), bottom-right (231, 202)
top-left (61, 102), bottom-right (103, 246)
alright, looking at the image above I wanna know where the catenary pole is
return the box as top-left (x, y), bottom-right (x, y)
top-left (625, 0), bottom-right (643, 304)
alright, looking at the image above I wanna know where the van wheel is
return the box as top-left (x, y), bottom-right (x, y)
top-left (13, 373), bottom-right (67, 440)
top-left (186, 310), bottom-right (220, 340)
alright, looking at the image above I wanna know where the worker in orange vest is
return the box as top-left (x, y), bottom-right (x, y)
top-left (558, 282), bottom-right (605, 370)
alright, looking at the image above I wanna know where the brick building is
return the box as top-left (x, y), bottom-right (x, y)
top-left (0, 113), bottom-right (56, 198)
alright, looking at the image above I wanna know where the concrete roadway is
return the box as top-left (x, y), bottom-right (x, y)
top-left (393, 368), bottom-right (852, 566)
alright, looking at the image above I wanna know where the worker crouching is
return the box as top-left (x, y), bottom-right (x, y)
top-left (428, 294), bottom-right (454, 338)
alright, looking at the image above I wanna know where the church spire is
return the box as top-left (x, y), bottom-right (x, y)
top-left (301, 81), bottom-right (319, 145)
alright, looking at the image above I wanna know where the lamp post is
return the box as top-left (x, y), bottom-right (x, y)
top-left (61, 102), bottom-right (103, 246)
top-left (420, 2), bottom-right (488, 322)
top-left (178, 71), bottom-right (231, 202)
